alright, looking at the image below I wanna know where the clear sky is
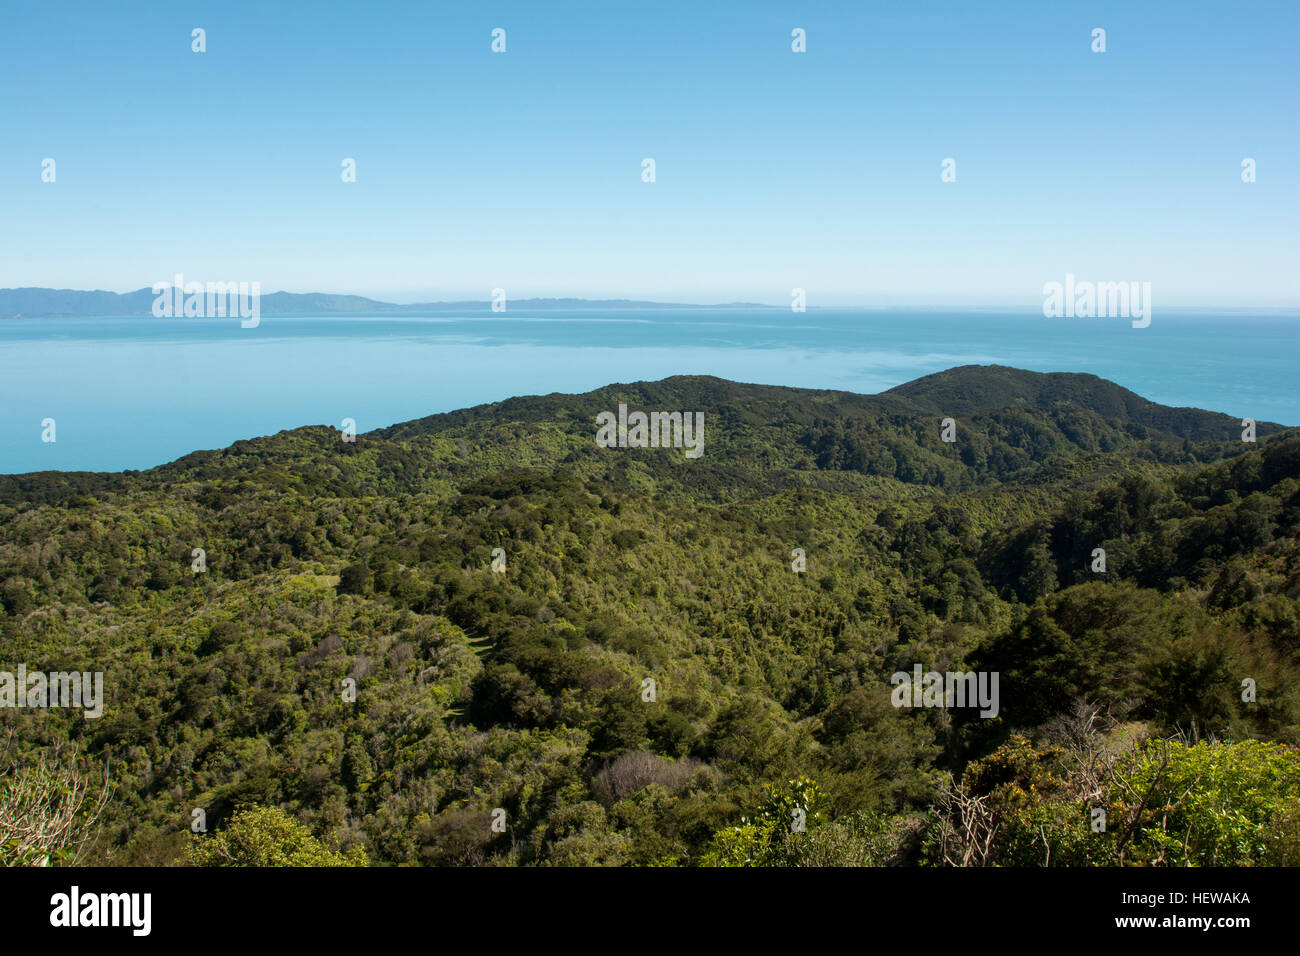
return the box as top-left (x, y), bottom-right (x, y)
top-left (1, 0), bottom-right (1296, 306)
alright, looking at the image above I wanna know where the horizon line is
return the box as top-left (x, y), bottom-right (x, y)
top-left (3, 285), bottom-right (1299, 313)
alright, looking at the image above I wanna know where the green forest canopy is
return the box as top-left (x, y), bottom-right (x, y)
top-left (1, 366), bottom-right (1297, 866)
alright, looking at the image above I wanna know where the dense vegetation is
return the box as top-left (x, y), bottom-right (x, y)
top-left (1, 366), bottom-right (1296, 866)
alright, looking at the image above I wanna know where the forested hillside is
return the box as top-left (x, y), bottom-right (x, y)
top-left (2, 366), bottom-right (1297, 866)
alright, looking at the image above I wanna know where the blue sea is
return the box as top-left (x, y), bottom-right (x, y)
top-left (1, 309), bottom-right (1296, 474)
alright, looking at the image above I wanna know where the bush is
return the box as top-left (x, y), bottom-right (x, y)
top-left (929, 735), bottom-right (1300, 867)
top-left (186, 806), bottom-right (366, 867)
top-left (592, 752), bottom-right (701, 803)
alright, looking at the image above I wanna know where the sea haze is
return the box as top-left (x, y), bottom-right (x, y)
top-left (1, 308), bottom-right (1295, 474)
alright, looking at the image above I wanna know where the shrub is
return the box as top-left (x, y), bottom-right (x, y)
top-left (186, 806), bottom-right (366, 867)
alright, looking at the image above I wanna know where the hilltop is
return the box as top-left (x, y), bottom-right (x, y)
top-left (0, 366), bottom-right (1283, 510)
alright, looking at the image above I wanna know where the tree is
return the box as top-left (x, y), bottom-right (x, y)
top-left (0, 735), bottom-right (109, 866)
top-left (186, 806), bottom-right (367, 867)
top-left (337, 563), bottom-right (372, 595)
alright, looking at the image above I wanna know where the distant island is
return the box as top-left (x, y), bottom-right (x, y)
top-left (0, 287), bottom-right (780, 318)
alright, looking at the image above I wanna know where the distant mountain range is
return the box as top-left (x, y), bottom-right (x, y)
top-left (0, 287), bottom-right (776, 318)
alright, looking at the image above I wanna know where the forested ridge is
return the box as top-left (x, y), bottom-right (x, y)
top-left (2, 365), bottom-right (1298, 866)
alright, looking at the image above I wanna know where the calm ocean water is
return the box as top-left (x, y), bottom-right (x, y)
top-left (1, 309), bottom-right (1296, 474)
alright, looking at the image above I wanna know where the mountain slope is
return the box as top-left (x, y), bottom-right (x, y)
top-left (888, 365), bottom-right (1254, 440)
top-left (0, 368), bottom-right (1287, 509)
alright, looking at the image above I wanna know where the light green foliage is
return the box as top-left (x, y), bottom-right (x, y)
top-left (931, 735), bottom-right (1300, 867)
top-left (1117, 739), bottom-right (1300, 866)
top-left (699, 776), bottom-right (826, 866)
top-left (186, 806), bottom-right (367, 867)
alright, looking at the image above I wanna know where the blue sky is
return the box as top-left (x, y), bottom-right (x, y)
top-left (1, 0), bottom-right (1296, 306)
